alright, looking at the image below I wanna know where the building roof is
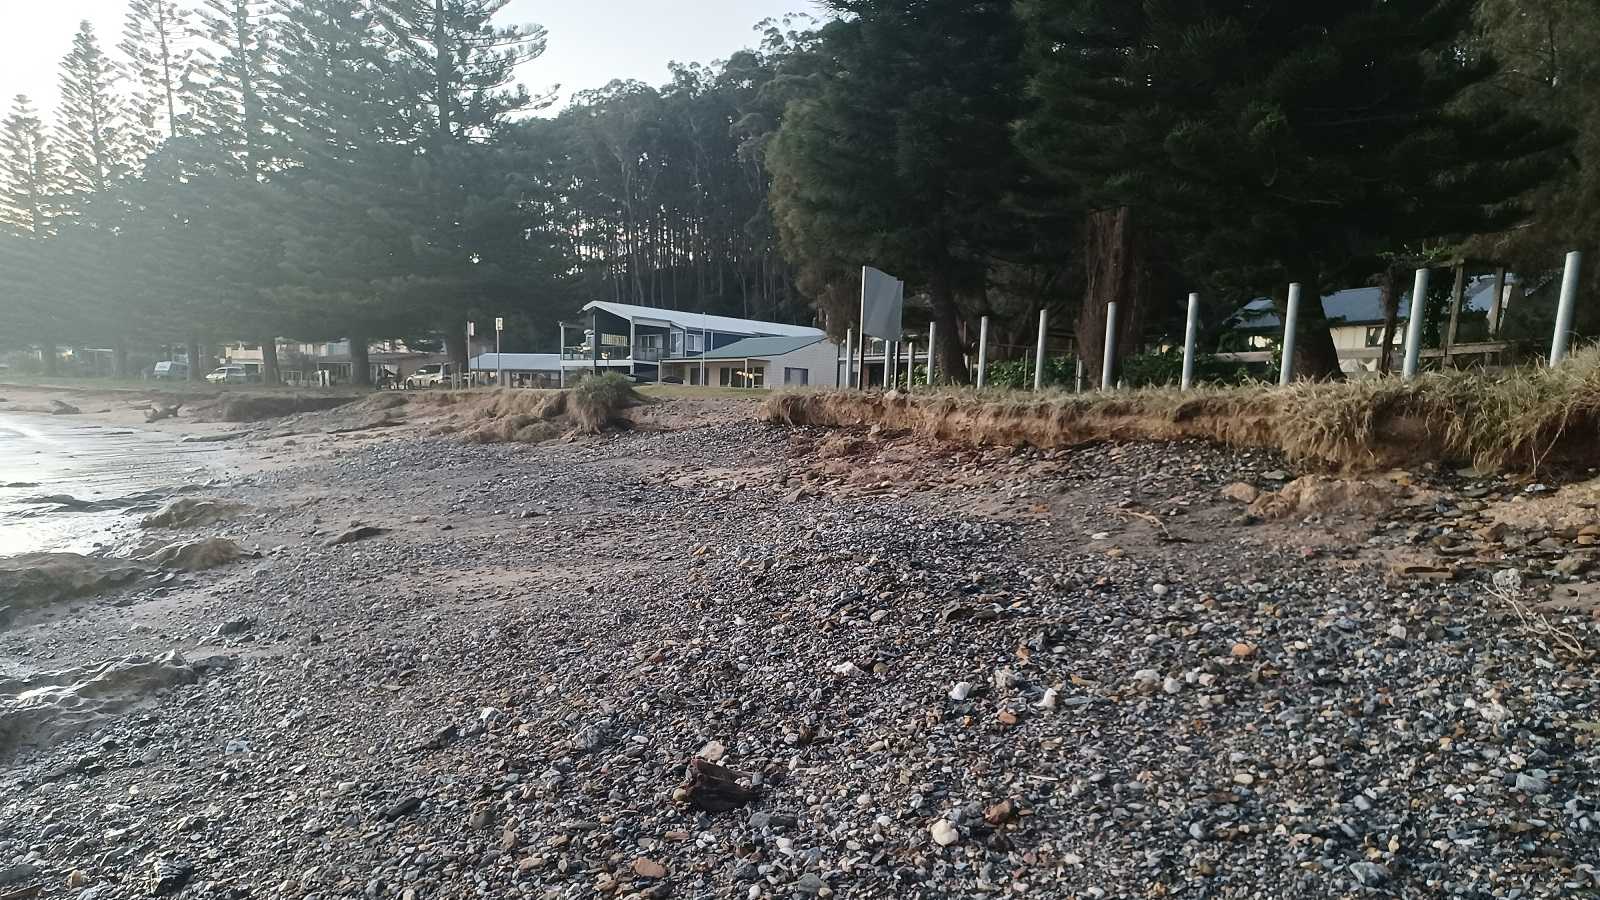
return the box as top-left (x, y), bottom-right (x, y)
top-left (471, 352), bottom-right (561, 371)
top-left (580, 301), bottom-right (825, 338)
top-left (665, 334), bottom-right (827, 361)
top-left (1229, 275), bottom-right (1508, 331)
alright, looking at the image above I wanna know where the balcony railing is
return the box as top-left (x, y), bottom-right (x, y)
top-left (561, 345), bottom-right (666, 362)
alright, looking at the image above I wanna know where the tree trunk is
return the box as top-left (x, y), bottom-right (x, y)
top-left (187, 336), bottom-right (203, 381)
top-left (260, 338), bottom-right (280, 385)
top-left (349, 336), bottom-right (371, 387)
top-left (929, 260), bottom-right (967, 384)
top-left (446, 330), bottom-right (468, 377)
top-left (1078, 207), bottom-right (1147, 385)
top-left (1278, 281), bottom-right (1343, 381)
top-left (1377, 266), bottom-right (1403, 375)
top-left (113, 339), bottom-right (129, 379)
top-left (41, 340), bottom-right (57, 377)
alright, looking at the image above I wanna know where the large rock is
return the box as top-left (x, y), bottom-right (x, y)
top-left (0, 651), bottom-right (198, 755)
top-left (141, 498), bottom-right (247, 529)
top-left (141, 537), bottom-right (244, 571)
top-left (1247, 475), bottom-right (1398, 520)
top-left (0, 553), bottom-right (146, 622)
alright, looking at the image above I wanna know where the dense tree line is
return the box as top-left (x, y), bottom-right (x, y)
top-left (1, 0), bottom-right (1597, 384)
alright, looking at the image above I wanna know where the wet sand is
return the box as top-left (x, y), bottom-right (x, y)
top-left (0, 411), bottom-right (229, 556)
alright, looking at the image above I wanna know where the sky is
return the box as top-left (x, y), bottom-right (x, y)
top-left (0, 0), bottom-right (819, 117)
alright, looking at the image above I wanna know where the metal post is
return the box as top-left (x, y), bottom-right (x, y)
top-left (1551, 250), bottom-right (1583, 365)
top-left (557, 322), bottom-right (566, 388)
top-left (495, 317), bottom-right (503, 387)
top-left (1101, 302), bottom-right (1118, 390)
top-left (699, 313), bottom-right (707, 388)
top-left (842, 328), bottom-right (853, 388)
top-left (1279, 283), bottom-right (1301, 386)
top-left (976, 316), bottom-right (990, 390)
top-left (906, 342), bottom-right (915, 392)
top-left (465, 321), bottom-right (475, 388)
top-left (927, 322), bottom-right (936, 385)
top-left (1402, 268), bottom-right (1429, 381)
top-left (1033, 309), bottom-right (1048, 391)
top-left (1180, 292), bottom-right (1200, 390)
top-left (858, 333), bottom-right (868, 390)
top-left (1074, 357), bottom-right (1084, 393)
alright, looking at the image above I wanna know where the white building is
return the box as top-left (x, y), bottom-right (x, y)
top-left (659, 334), bottom-right (841, 388)
top-left (559, 301), bottom-right (828, 383)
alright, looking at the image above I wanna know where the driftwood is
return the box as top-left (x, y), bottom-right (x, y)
top-left (680, 757), bottom-right (759, 813)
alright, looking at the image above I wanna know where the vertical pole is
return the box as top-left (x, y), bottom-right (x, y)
top-left (1402, 268), bottom-right (1430, 381)
top-left (465, 322), bottom-right (474, 388)
top-left (976, 316), bottom-right (990, 390)
top-left (906, 342), bottom-right (915, 392)
top-left (1488, 267), bottom-right (1507, 337)
top-left (495, 324), bottom-right (502, 387)
top-left (1033, 309), bottom-right (1048, 391)
top-left (857, 267), bottom-right (869, 390)
top-left (1444, 261), bottom-right (1466, 365)
top-left (699, 313), bottom-right (707, 388)
top-left (1180, 292), bottom-right (1200, 390)
top-left (1279, 283), bottom-right (1301, 386)
top-left (926, 322), bottom-right (936, 385)
top-left (1101, 302), bottom-right (1118, 390)
top-left (843, 328), bottom-right (853, 388)
top-left (1551, 250), bottom-right (1583, 365)
top-left (1075, 357), bottom-right (1084, 393)
top-left (591, 309), bottom-right (599, 377)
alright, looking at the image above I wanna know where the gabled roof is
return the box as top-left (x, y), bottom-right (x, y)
top-left (1229, 275), bottom-right (1510, 331)
top-left (579, 301), bottom-right (825, 338)
top-left (471, 353), bottom-right (561, 371)
top-left (666, 334), bottom-right (827, 361)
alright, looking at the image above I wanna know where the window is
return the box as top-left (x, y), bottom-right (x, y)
top-left (1365, 326), bottom-right (1400, 348)
top-left (689, 367), bottom-right (701, 386)
top-left (719, 366), bottom-right (733, 387)
top-left (784, 367), bottom-right (809, 385)
top-left (719, 365), bottom-right (765, 388)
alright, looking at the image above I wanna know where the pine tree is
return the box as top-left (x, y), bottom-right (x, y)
top-left (192, 0), bottom-right (271, 175)
top-left (120, 0), bottom-right (200, 154)
top-left (57, 21), bottom-right (131, 198)
top-left (1017, 0), bottom-right (1567, 380)
top-left (767, 0), bottom-right (1028, 381)
top-left (0, 96), bottom-right (60, 370)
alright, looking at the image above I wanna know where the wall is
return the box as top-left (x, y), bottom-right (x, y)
top-left (771, 341), bottom-right (842, 388)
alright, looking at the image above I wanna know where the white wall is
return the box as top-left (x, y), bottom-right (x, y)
top-left (770, 341), bottom-right (841, 388)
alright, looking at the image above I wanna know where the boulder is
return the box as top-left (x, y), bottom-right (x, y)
top-left (141, 498), bottom-right (247, 529)
top-left (0, 553), bottom-right (146, 622)
top-left (0, 652), bottom-right (197, 755)
top-left (141, 537), bottom-right (244, 571)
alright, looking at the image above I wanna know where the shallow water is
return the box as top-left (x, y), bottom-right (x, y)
top-left (0, 413), bottom-right (227, 557)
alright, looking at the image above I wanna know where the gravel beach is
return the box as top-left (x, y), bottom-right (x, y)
top-left (2, 391), bottom-right (1598, 899)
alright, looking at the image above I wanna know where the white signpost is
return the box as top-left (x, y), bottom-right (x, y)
top-left (494, 317), bottom-right (504, 386)
top-left (465, 321), bottom-right (476, 388)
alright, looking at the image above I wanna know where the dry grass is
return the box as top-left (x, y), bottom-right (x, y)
top-left (412, 373), bottom-right (644, 443)
top-left (763, 348), bottom-right (1600, 473)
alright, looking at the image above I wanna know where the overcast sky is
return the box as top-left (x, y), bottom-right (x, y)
top-left (1, 0), bottom-right (816, 118)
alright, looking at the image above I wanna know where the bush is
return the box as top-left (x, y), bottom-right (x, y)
top-left (569, 372), bottom-right (643, 433)
top-left (1120, 347), bottom-right (1256, 389)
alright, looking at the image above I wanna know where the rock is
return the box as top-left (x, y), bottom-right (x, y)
top-left (175, 814), bottom-right (207, 833)
top-left (324, 525), bottom-right (390, 547)
top-left (212, 617), bottom-right (254, 639)
top-left (792, 873), bottom-right (826, 895)
top-left (1248, 475), bottom-right (1398, 520)
top-left (983, 799), bottom-right (1018, 825)
top-left (1493, 568), bottom-right (1524, 592)
top-left (1230, 642), bottom-right (1257, 658)
top-left (48, 399), bottom-right (81, 415)
top-left (929, 819), bottom-right (959, 846)
top-left (631, 858), bottom-right (667, 879)
top-left (1, 652), bottom-right (197, 755)
top-left (141, 498), bottom-right (246, 529)
top-left (382, 795), bottom-right (424, 821)
top-left (947, 681), bottom-right (973, 701)
top-left (680, 758), bottom-right (758, 813)
top-left (0, 553), bottom-right (146, 617)
top-left (1348, 862), bottom-right (1389, 887)
top-left (141, 537), bottom-right (244, 572)
top-left (0, 864), bottom-right (39, 886)
top-left (147, 859), bottom-right (193, 896)
top-left (1220, 482), bottom-right (1260, 504)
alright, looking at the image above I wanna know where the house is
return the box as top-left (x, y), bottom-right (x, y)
top-left (558, 301), bottom-right (827, 382)
top-left (470, 352), bottom-right (562, 388)
top-left (224, 339), bottom-right (451, 386)
top-left (660, 334), bottom-right (841, 388)
top-left (1226, 276), bottom-right (1516, 373)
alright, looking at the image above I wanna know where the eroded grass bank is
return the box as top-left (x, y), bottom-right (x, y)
top-left (763, 349), bottom-right (1600, 473)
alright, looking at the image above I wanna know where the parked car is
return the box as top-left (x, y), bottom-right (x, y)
top-left (205, 365), bottom-right (250, 384)
top-left (152, 361), bottom-right (189, 381)
top-left (405, 364), bottom-right (448, 388)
